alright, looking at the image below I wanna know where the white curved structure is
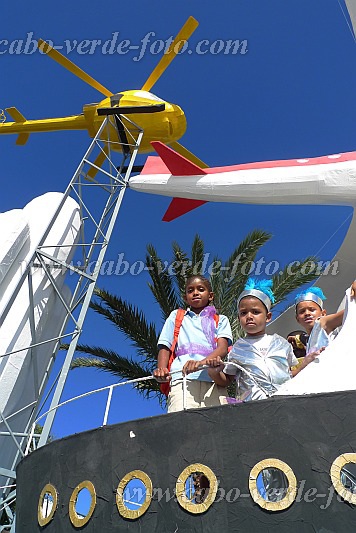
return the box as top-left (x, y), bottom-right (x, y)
top-left (0, 192), bottom-right (81, 488)
top-left (268, 210), bottom-right (356, 335)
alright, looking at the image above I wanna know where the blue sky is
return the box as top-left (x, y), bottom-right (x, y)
top-left (2, 0), bottom-right (356, 436)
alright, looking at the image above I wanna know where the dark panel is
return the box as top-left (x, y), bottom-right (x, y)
top-left (16, 390), bottom-right (356, 532)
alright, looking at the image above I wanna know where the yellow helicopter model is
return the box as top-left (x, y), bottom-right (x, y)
top-left (0, 17), bottom-right (205, 166)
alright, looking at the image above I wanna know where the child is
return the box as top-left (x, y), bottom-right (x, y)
top-left (287, 330), bottom-right (308, 358)
top-left (153, 275), bottom-right (233, 413)
top-left (294, 282), bottom-right (356, 354)
top-left (287, 329), bottom-right (308, 373)
top-left (205, 278), bottom-right (317, 401)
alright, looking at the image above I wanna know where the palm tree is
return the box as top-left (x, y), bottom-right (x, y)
top-left (70, 230), bottom-right (319, 402)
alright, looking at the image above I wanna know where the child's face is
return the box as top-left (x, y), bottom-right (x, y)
top-left (184, 278), bottom-right (213, 313)
top-left (238, 296), bottom-right (271, 336)
top-left (295, 301), bottom-right (326, 333)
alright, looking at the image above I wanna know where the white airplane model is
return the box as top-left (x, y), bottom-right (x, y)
top-left (129, 141), bottom-right (356, 221)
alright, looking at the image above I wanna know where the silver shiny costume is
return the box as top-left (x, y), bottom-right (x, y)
top-left (306, 318), bottom-right (330, 354)
top-left (224, 334), bottom-right (297, 401)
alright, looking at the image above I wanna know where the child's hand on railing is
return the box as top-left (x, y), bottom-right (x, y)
top-left (205, 356), bottom-right (225, 375)
top-left (183, 355), bottom-right (225, 376)
top-left (182, 359), bottom-right (201, 375)
top-left (153, 367), bottom-right (170, 382)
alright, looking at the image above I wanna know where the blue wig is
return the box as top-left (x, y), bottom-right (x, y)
top-left (237, 278), bottom-right (275, 311)
top-left (244, 278), bottom-right (276, 304)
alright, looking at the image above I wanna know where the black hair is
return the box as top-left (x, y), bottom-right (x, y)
top-left (185, 275), bottom-right (212, 293)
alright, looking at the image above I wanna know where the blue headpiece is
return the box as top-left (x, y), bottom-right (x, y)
top-left (237, 278), bottom-right (275, 312)
top-left (295, 287), bottom-right (326, 310)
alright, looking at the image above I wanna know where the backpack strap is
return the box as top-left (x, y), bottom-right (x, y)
top-left (171, 308), bottom-right (186, 357)
top-left (160, 309), bottom-right (186, 396)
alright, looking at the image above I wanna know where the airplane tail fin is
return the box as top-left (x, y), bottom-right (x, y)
top-left (146, 141), bottom-right (208, 221)
top-left (151, 141), bottom-right (207, 176)
top-left (162, 198), bottom-right (207, 222)
top-left (5, 107), bottom-right (30, 145)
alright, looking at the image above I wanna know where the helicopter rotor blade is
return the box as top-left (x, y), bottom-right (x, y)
top-left (141, 16), bottom-right (198, 92)
top-left (168, 141), bottom-right (208, 168)
top-left (38, 39), bottom-right (114, 98)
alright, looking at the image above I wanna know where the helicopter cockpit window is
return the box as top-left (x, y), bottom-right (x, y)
top-left (133, 91), bottom-right (164, 102)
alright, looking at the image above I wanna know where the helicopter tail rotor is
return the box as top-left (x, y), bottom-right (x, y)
top-left (5, 107), bottom-right (30, 145)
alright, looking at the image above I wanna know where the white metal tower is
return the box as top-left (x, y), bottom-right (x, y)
top-left (0, 108), bottom-right (153, 531)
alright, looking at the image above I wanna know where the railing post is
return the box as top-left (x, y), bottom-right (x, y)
top-left (103, 386), bottom-right (113, 426)
top-left (183, 375), bottom-right (187, 410)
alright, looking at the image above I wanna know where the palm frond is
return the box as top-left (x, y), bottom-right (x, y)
top-left (146, 243), bottom-right (180, 319)
top-left (171, 241), bottom-right (193, 300)
top-left (71, 346), bottom-right (161, 399)
top-left (220, 229), bottom-right (272, 316)
top-left (190, 234), bottom-right (205, 271)
top-left (207, 254), bottom-right (225, 308)
top-left (272, 255), bottom-right (320, 305)
top-left (90, 288), bottom-right (158, 362)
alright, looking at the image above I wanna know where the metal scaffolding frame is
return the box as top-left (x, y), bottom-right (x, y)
top-left (0, 111), bottom-right (146, 531)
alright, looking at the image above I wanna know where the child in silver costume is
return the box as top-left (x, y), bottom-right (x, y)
top-left (208, 279), bottom-right (318, 401)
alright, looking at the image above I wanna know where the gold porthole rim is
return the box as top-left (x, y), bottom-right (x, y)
top-left (330, 453), bottom-right (356, 504)
top-left (68, 480), bottom-right (96, 528)
top-left (38, 483), bottom-right (58, 527)
top-left (176, 463), bottom-right (218, 514)
top-left (249, 458), bottom-right (297, 511)
top-left (116, 470), bottom-right (153, 520)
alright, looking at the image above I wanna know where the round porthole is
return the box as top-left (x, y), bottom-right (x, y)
top-left (69, 481), bottom-right (96, 527)
top-left (176, 463), bottom-right (218, 514)
top-left (116, 470), bottom-right (152, 519)
top-left (249, 458), bottom-right (297, 511)
top-left (38, 483), bottom-right (58, 527)
top-left (330, 453), bottom-right (356, 504)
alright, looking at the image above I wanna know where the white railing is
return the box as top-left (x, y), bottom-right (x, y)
top-left (24, 361), bottom-right (268, 455)
top-left (25, 374), bottom-right (155, 455)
